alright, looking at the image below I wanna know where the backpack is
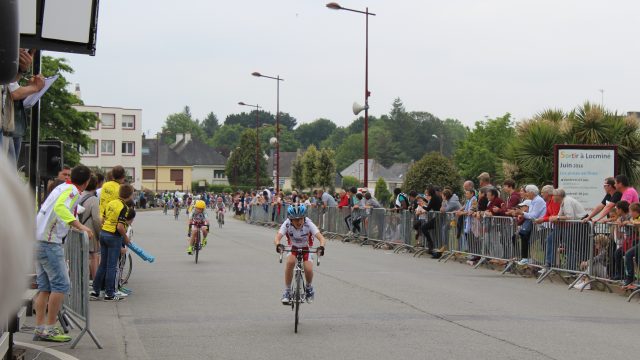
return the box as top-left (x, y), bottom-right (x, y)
top-left (78, 192), bottom-right (97, 225)
top-left (397, 193), bottom-right (410, 209)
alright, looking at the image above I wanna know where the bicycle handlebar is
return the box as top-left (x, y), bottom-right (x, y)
top-left (278, 246), bottom-right (321, 266)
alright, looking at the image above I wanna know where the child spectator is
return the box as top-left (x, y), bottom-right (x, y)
top-left (611, 200), bottom-right (631, 281)
top-left (91, 184), bottom-right (134, 301)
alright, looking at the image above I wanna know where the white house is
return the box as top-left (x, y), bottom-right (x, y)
top-left (73, 103), bottom-right (143, 189)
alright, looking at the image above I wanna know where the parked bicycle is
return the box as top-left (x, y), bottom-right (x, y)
top-left (278, 246), bottom-right (321, 333)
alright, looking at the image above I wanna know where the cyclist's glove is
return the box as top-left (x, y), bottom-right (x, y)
top-left (317, 246), bottom-right (325, 256)
top-left (276, 244), bottom-right (285, 254)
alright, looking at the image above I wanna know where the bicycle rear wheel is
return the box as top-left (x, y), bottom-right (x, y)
top-left (195, 231), bottom-right (200, 264)
top-left (118, 253), bottom-right (133, 287)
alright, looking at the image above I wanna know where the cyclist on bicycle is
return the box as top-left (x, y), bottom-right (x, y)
top-left (215, 196), bottom-right (225, 222)
top-left (274, 204), bottom-right (326, 304)
top-left (187, 200), bottom-right (209, 255)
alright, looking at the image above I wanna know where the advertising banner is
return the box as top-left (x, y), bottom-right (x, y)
top-left (554, 145), bottom-right (617, 212)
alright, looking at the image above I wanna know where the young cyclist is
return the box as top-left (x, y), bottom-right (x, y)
top-left (274, 204), bottom-right (326, 305)
top-left (187, 200), bottom-right (209, 254)
top-left (215, 196), bottom-right (225, 223)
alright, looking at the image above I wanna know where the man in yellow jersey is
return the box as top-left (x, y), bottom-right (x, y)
top-left (91, 184), bottom-right (134, 301)
top-left (99, 165), bottom-right (126, 221)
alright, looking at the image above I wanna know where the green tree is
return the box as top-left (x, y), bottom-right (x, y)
top-left (335, 133), bottom-right (363, 171)
top-left (201, 112), bottom-right (220, 139)
top-left (404, 152), bottom-right (462, 195)
top-left (225, 129), bottom-right (271, 187)
top-left (316, 148), bottom-right (336, 189)
top-left (294, 118), bottom-right (337, 148)
top-left (211, 124), bottom-right (244, 156)
top-left (374, 177), bottom-right (392, 207)
top-left (320, 127), bottom-right (348, 149)
top-left (302, 145), bottom-right (320, 188)
top-left (39, 56), bottom-right (97, 165)
top-left (454, 114), bottom-right (515, 182)
top-left (258, 125), bottom-right (301, 152)
top-left (369, 125), bottom-right (406, 167)
top-left (161, 106), bottom-right (205, 143)
top-left (225, 110), bottom-right (297, 130)
top-left (291, 154), bottom-right (305, 190)
top-left (341, 175), bottom-right (360, 189)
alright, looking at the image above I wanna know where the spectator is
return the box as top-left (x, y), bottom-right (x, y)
top-left (483, 188), bottom-right (504, 216)
top-left (502, 179), bottom-right (521, 211)
top-left (513, 185), bottom-right (547, 265)
top-left (534, 185), bottom-right (560, 271)
top-left (615, 174), bottom-right (638, 204)
top-left (408, 190), bottom-right (419, 212)
top-left (477, 172), bottom-right (495, 191)
top-left (316, 188), bottom-right (337, 208)
top-left (441, 188), bottom-right (462, 212)
top-left (99, 165), bottom-right (126, 220)
top-left (585, 177), bottom-right (621, 223)
top-left (622, 202), bottom-right (640, 287)
top-left (91, 184), bottom-right (134, 301)
top-left (611, 200), bottom-right (631, 281)
top-left (34, 165), bottom-right (94, 342)
top-left (5, 67), bottom-right (44, 163)
top-left (549, 188), bottom-right (588, 270)
top-left (421, 187), bottom-right (444, 258)
top-left (78, 175), bottom-right (102, 280)
top-left (455, 188), bottom-right (478, 253)
top-left (393, 188), bottom-right (410, 211)
top-left (337, 190), bottom-right (349, 208)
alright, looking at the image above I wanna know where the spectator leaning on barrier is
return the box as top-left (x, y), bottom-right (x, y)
top-left (611, 200), bottom-right (632, 281)
top-left (585, 177), bottom-right (621, 223)
top-left (533, 185), bottom-right (560, 271)
top-left (513, 185), bottom-right (547, 265)
top-left (34, 165), bottom-right (94, 343)
top-left (549, 188), bottom-right (588, 270)
top-left (421, 187), bottom-right (444, 258)
top-left (442, 188), bottom-right (462, 212)
top-left (615, 174), bottom-right (638, 205)
top-left (393, 188), bottom-right (410, 211)
top-left (485, 188), bottom-right (505, 216)
top-left (502, 179), bottom-right (521, 210)
top-left (455, 188), bottom-right (478, 252)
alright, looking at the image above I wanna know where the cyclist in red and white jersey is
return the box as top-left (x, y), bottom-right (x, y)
top-left (274, 204), bottom-right (326, 304)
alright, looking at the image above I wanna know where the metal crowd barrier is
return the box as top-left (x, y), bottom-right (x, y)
top-left (62, 230), bottom-right (102, 349)
top-left (244, 204), bottom-right (640, 301)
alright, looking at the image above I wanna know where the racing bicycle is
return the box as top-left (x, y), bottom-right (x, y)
top-left (189, 221), bottom-right (208, 264)
top-left (217, 208), bottom-right (224, 228)
top-left (279, 246), bottom-right (321, 333)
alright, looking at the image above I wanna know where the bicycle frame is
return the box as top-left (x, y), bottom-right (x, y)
top-left (278, 246), bottom-right (320, 333)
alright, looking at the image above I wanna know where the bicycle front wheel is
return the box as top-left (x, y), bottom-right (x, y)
top-left (294, 273), bottom-right (303, 333)
top-left (195, 231), bottom-right (200, 264)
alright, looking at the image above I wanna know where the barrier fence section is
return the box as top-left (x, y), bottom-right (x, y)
top-left (62, 230), bottom-right (102, 349)
top-left (244, 204), bottom-right (640, 298)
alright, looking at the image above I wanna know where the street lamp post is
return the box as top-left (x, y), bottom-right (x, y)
top-left (252, 72), bottom-right (284, 193)
top-left (327, 2), bottom-right (375, 189)
top-left (239, 102), bottom-right (261, 190)
top-left (432, 134), bottom-right (444, 155)
top-left (155, 132), bottom-right (160, 192)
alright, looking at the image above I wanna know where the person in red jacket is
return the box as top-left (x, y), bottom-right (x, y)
top-left (337, 190), bottom-right (350, 208)
top-left (485, 188), bottom-right (505, 216)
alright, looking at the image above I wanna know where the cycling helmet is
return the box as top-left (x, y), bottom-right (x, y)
top-left (287, 204), bottom-right (307, 219)
top-left (195, 200), bottom-right (206, 209)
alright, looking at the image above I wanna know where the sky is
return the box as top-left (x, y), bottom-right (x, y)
top-left (55, 0), bottom-right (640, 135)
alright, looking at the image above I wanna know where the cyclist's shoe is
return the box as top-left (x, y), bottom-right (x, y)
top-left (36, 327), bottom-right (71, 342)
top-left (305, 285), bottom-right (315, 303)
top-left (187, 245), bottom-right (193, 255)
top-left (202, 237), bottom-right (208, 248)
top-left (281, 289), bottom-right (291, 305)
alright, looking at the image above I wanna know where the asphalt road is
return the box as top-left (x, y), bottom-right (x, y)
top-left (26, 209), bottom-right (640, 360)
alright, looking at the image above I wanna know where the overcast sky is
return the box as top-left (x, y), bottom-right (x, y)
top-left (57, 0), bottom-right (640, 135)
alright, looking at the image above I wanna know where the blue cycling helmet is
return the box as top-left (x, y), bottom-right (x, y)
top-left (287, 204), bottom-right (307, 219)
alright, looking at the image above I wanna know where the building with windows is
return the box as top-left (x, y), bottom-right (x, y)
top-left (73, 104), bottom-right (143, 188)
top-left (141, 133), bottom-right (227, 192)
top-left (340, 159), bottom-right (408, 193)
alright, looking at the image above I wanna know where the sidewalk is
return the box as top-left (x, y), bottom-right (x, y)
top-left (14, 297), bottom-right (149, 360)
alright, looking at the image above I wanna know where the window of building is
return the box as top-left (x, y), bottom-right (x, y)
top-left (122, 115), bottom-right (135, 129)
top-left (100, 140), bottom-right (115, 155)
top-left (213, 170), bottom-right (225, 179)
top-left (80, 140), bottom-right (97, 156)
top-left (122, 141), bottom-right (135, 155)
top-left (90, 113), bottom-right (99, 129)
top-left (143, 169), bottom-right (156, 180)
top-left (124, 168), bottom-right (135, 183)
top-left (170, 169), bottom-right (183, 182)
top-left (101, 113), bottom-right (115, 128)
top-left (142, 147), bottom-right (150, 155)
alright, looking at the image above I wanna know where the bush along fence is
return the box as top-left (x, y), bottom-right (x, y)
top-left (243, 205), bottom-right (640, 302)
